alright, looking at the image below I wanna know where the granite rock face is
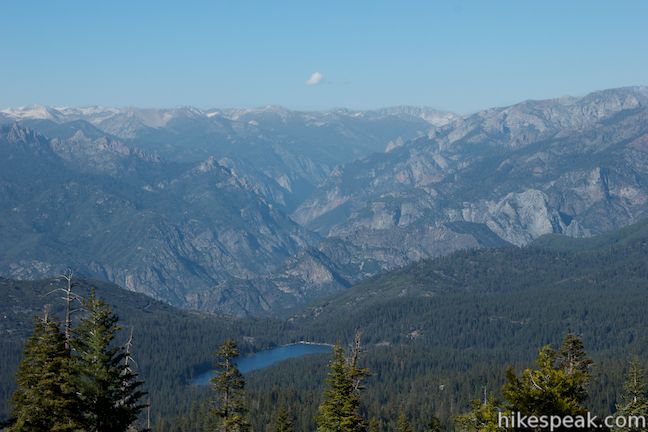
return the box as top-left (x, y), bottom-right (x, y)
top-left (2, 88), bottom-right (648, 315)
top-left (0, 123), bottom-right (313, 309)
top-left (0, 106), bottom-right (447, 314)
top-left (294, 87), bottom-right (648, 272)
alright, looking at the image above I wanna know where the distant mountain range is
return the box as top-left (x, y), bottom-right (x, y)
top-left (0, 104), bottom-right (452, 210)
top-left (1, 86), bottom-right (648, 315)
top-left (294, 87), bottom-right (648, 245)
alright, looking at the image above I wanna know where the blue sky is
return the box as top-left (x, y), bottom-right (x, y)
top-left (1, 1), bottom-right (647, 112)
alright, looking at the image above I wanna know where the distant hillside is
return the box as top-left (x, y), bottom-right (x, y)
top-left (531, 216), bottom-right (648, 251)
top-left (294, 217), bottom-right (648, 348)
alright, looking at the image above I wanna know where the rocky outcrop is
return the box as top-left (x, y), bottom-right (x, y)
top-left (0, 124), bottom-right (315, 310)
top-left (295, 86), bottom-right (648, 271)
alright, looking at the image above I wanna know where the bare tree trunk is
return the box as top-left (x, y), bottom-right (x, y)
top-left (61, 269), bottom-right (74, 350)
top-left (349, 329), bottom-right (365, 392)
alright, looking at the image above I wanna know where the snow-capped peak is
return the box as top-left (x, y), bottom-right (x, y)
top-left (0, 105), bottom-right (62, 121)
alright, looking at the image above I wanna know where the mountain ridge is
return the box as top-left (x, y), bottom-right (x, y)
top-left (2, 86), bottom-right (648, 316)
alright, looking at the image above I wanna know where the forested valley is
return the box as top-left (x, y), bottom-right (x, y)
top-left (3, 218), bottom-right (648, 431)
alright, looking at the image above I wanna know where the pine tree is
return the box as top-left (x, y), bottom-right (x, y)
top-left (557, 333), bottom-right (593, 404)
top-left (367, 418), bottom-right (380, 432)
top-left (73, 290), bottom-right (146, 432)
top-left (614, 358), bottom-right (648, 432)
top-left (210, 338), bottom-right (250, 432)
top-left (502, 344), bottom-right (591, 418)
top-left (501, 334), bottom-right (595, 431)
top-left (274, 405), bottom-right (294, 432)
top-left (427, 415), bottom-right (444, 432)
top-left (396, 413), bottom-right (413, 432)
top-left (316, 342), bottom-right (368, 432)
top-left (557, 334), bottom-right (592, 377)
top-left (454, 395), bottom-right (505, 432)
top-left (10, 312), bottom-right (84, 432)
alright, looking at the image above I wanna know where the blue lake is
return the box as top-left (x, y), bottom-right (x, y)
top-left (192, 342), bottom-right (332, 385)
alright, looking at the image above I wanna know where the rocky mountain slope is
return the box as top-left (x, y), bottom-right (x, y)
top-left (2, 87), bottom-right (648, 316)
top-left (0, 106), bottom-right (447, 315)
top-left (0, 124), bottom-right (315, 312)
top-left (293, 86), bottom-right (648, 272)
top-left (1, 105), bottom-right (451, 211)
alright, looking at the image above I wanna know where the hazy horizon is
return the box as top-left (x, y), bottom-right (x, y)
top-left (2, 84), bottom-right (647, 116)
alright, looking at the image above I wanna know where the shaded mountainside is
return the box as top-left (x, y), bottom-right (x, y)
top-left (0, 124), bottom-right (315, 314)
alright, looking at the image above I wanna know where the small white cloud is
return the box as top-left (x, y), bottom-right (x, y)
top-left (305, 72), bottom-right (324, 86)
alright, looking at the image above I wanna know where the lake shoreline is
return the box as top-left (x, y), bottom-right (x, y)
top-left (191, 342), bottom-right (333, 385)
